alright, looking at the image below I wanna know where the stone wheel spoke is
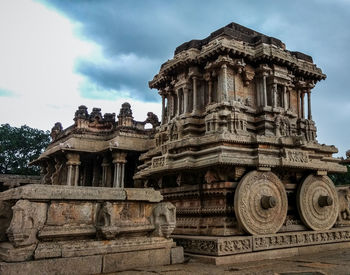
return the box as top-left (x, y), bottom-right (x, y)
top-left (234, 170), bottom-right (288, 235)
top-left (297, 175), bottom-right (339, 231)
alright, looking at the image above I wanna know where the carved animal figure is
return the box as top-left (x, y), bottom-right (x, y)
top-left (50, 122), bottom-right (63, 141)
top-left (151, 202), bottom-right (176, 238)
top-left (338, 188), bottom-right (350, 221)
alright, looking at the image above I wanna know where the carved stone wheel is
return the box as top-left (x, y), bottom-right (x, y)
top-left (234, 171), bottom-right (288, 235)
top-left (297, 175), bottom-right (339, 231)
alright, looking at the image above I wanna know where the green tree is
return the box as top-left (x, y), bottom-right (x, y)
top-left (330, 164), bottom-right (350, 186)
top-left (0, 124), bottom-right (50, 175)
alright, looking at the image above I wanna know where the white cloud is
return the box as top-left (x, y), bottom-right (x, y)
top-left (0, 0), bottom-right (159, 130)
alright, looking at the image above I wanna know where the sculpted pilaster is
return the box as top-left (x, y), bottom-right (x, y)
top-left (65, 153), bottom-right (80, 186)
top-left (112, 151), bottom-right (127, 188)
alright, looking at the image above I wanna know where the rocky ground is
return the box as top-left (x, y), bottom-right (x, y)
top-left (113, 248), bottom-right (350, 275)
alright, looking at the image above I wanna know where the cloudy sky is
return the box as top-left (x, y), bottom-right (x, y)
top-left (0, 0), bottom-right (349, 156)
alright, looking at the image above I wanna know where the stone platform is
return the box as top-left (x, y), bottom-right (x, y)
top-left (173, 227), bottom-right (350, 264)
top-left (0, 184), bottom-right (184, 274)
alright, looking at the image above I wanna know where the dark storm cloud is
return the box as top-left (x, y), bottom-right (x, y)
top-left (40, 0), bottom-right (350, 154)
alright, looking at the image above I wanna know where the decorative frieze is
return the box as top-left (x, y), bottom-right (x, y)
top-left (152, 156), bottom-right (166, 168)
top-left (282, 149), bottom-right (309, 163)
top-left (174, 236), bottom-right (252, 256)
top-left (253, 228), bottom-right (350, 251)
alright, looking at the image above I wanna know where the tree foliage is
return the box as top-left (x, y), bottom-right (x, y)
top-left (329, 164), bottom-right (350, 186)
top-left (0, 124), bottom-right (50, 175)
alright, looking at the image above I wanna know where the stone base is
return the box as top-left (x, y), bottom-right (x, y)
top-left (0, 245), bottom-right (184, 274)
top-left (187, 241), bottom-right (350, 265)
top-left (173, 227), bottom-right (350, 261)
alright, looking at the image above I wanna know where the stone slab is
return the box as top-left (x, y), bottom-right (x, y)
top-left (102, 247), bottom-right (171, 273)
top-left (0, 184), bottom-right (162, 202)
top-left (170, 246), bottom-right (184, 264)
top-left (0, 255), bottom-right (102, 275)
top-left (34, 237), bottom-right (173, 259)
top-left (125, 188), bottom-right (163, 202)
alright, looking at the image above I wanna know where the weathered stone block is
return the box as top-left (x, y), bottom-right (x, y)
top-left (0, 184), bottom-right (127, 201)
top-left (125, 188), bottom-right (163, 202)
top-left (0, 255), bottom-right (102, 275)
top-left (46, 201), bottom-right (96, 226)
top-left (170, 246), bottom-right (184, 264)
top-left (102, 248), bottom-right (170, 273)
top-left (0, 242), bottom-right (36, 262)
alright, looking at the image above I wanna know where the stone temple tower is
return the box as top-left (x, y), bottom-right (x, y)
top-left (134, 22), bottom-right (347, 257)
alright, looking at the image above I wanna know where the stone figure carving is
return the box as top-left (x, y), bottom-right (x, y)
top-left (151, 202), bottom-right (176, 238)
top-left (275, 115), bottom-right (291, 137)
top-left (74, 105), bottom-right (89, 120)
top-left (338, 188), bottom-right (350, 221)
top-left (89, 107), bottom-right (103, 122)
top-left (169, 123), bottom-right (179, 141)
top-left (50, 122), bottom-right (63, 141)
top-left (204, 169), bottom-right (220, 184)
top-left (51, 157), bottom-right (64, 185)
top-left (103, 112), bottom-right (116, 123)
top-left (96, 202), bottom-right (116, 239)
top-left (118, 102), bottom-right (133, 117)
top-left (144, 112), bottom-right (160, 129)
top-left (6, 200), bottom-right (47, 247)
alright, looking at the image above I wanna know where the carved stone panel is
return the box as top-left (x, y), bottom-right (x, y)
top-left (46, 201), bottom-right (96, 226)
top-left (234, 171), bottom-right (288, 235)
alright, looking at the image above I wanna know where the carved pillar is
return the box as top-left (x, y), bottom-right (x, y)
top-left (208, 79), bottom-right (212, 104)
top-left (288, 88), bottom-right (292, 111)
top-left (175, 90), bottom-right (179, 116)
top-left (263, 75), bottom-right (267, 107)
top-left (283, 86), bottom-right (288, 110)
top-left (272, 84), bottom-right (277, 108)
top-left (170, 93), bottom-right (175, 118)
top-left (65, 153), bottom-right (80, 186)
top-left (183, 87), bottom-right (189, 113)
top-left (301, 92), bottom-right (305, 119)
top-left (101, 157), bottom-right (109, 187)
top-left (220, 64), bottom-right (228, 102)
top-left (192, 76), bottom-right (198, 113)
top-left (161, 93), bottom-right (165, 124)
top-left (167, 95), bottom-right (171, 122)
top-left (307, 90), bottom-right (312, 120)
top-left (112, 151), bottom-right (127, 188)
top-left (297, 90), bottom-right (301, 118)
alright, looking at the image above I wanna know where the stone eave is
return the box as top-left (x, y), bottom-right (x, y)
top-left (149, 38), bottom-right (325, 89)
top-left (31, 133), bottom-right (155, 165)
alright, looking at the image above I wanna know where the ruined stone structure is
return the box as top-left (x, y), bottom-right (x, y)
top-left (132, 22), bottom-right (349, 261)
top-left (0, 104), bottom-right (184, 274)
top-left (1, 22), bottom-right (350, 272)
top-left (0, 185), bottom-right (183, 274)
top-left (32, 102), bottom-right (159, 189)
